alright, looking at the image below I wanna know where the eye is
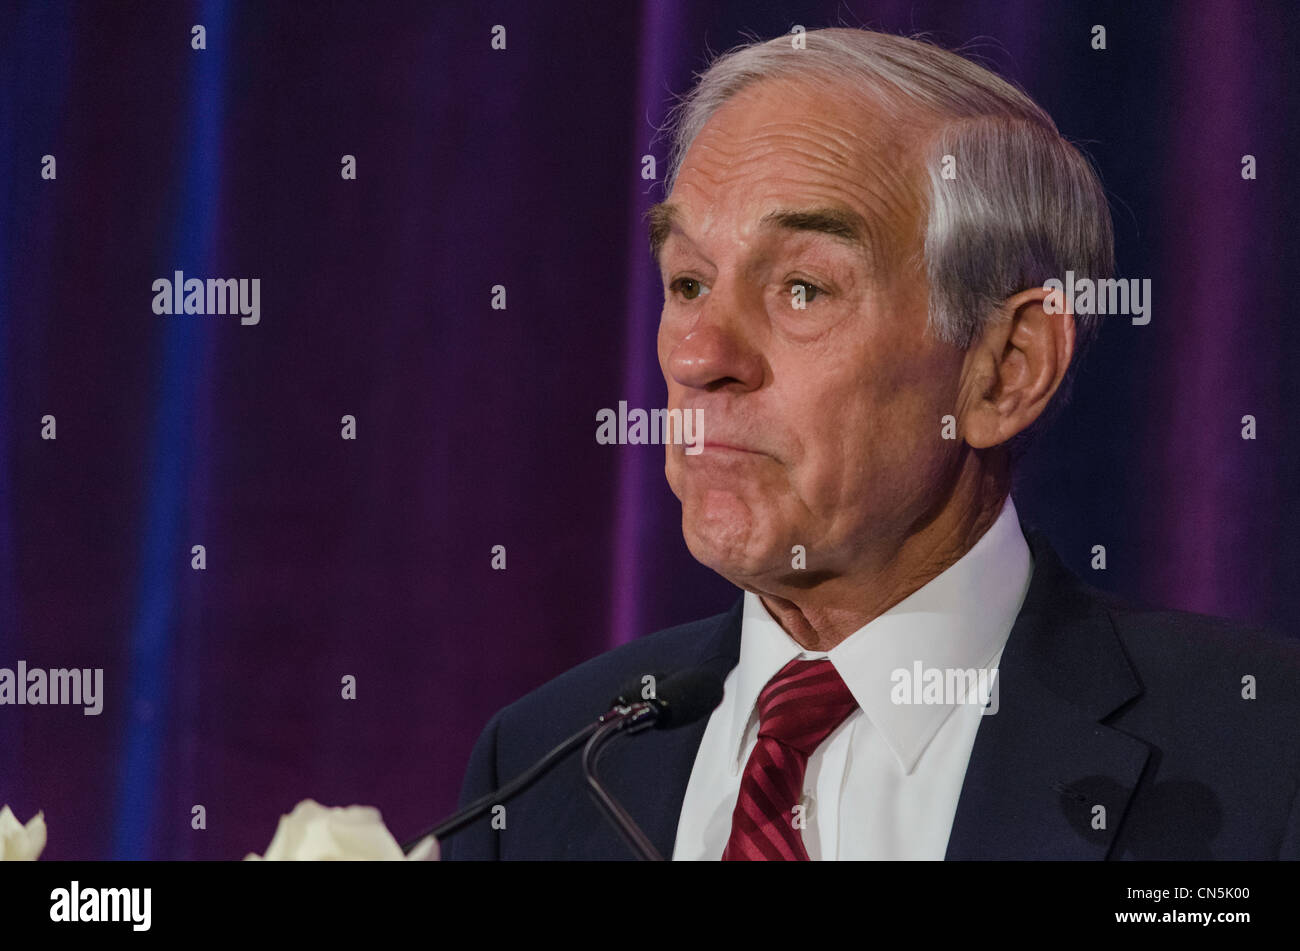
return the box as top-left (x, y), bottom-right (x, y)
top-left (670, 277), bottom-right (710, 301)
top-left (789, 280), bottom-right (823, 305)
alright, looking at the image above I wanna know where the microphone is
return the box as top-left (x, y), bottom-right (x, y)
top-left (610, 671), bottom-right (665, 708)
top-left (641, 666), bottom-right (725, 729)
top-left (399, 666), bottom-right (724, 855)
top-left (581, 668), bottom-right (725, 861)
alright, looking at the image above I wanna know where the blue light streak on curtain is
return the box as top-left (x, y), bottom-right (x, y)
top-left (111, 0), bottom-right (227, 859)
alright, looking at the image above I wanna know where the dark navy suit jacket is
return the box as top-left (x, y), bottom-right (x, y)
top-left (443, 523), bottom-right (1300, 860)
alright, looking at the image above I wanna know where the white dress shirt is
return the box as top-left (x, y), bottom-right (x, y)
top-left (671, 495), bottom-right (1033, 860)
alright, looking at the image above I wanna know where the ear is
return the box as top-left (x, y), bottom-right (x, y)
top-left (956, 285), bottom-right (1076, 450)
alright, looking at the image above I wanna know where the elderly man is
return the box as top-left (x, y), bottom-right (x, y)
top-left (443, 28), bottom-right (1300, 860)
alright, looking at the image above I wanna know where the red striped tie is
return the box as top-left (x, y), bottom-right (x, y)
top-left (721, 658), bottom-right (858, 861)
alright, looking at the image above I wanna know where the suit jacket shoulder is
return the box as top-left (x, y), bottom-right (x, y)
top-left (944, 523), bottom-right (1300, 860)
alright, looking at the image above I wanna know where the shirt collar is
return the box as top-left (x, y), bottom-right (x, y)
top-left (731, 494), bottom-right (1033, 775)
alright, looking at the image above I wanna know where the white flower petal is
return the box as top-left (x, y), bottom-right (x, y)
top-left (0, 806), bottom-right (47, 861)
top-left (246, 799), bottom-right (421, 861)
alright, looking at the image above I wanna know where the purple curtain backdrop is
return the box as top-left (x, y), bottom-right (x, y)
top-left (1, 0), bottom-right (1296, 859)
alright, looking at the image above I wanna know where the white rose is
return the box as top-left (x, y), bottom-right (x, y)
top-left (0, 805), bottom-right (47, 861)
top-left (244, 799), bottom-right (437, 861)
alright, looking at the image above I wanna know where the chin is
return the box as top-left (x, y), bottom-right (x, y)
top-left (680, 491), bottom-right (784, 581)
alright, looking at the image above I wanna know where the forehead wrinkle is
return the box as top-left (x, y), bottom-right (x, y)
top-left (674, 101), bottom-right (927, 272)
top-left (670, 76), bottom-right (940, 282)
top-left (687, 118), bottom-right (864, 182)
top-left (685, 80), bottom-right (928, 184)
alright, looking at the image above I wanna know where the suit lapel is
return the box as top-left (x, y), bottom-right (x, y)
top-left (945, 524), bottom-right (1150, 859)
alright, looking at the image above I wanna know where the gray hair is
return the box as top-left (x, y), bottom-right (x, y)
top-left (662, 28), bottom-right (1115, 451)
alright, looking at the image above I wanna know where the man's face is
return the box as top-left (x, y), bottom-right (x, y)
top-left (655, 78), bottom-right (967, 590)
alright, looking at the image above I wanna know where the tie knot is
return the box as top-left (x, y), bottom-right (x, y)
top-left (755, 658), bottom-right (858, 755)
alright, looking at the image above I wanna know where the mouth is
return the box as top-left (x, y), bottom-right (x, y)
top-left (686, 441), bottom-right (772, 461)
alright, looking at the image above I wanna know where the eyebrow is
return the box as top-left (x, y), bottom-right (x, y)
top-left (647, 202), bottom-right (872, 265)
top-left (759, 206), bottom-right (871, 249)
top-left (646, 202), bottom-right (679, 263)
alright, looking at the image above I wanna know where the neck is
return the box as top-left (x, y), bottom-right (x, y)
top-left (756, 452), bottom-right (1010, 652)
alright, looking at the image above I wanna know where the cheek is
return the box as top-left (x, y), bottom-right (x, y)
top-left (858, 363), bottom-right (961, 494)
top-left (786, 359), bottom-right (940, 500)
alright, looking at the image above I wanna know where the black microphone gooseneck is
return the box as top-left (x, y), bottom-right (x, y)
top-left (581, 668), bottom-right (726, 861)
top-left (400, 719), bottom-right (601, 853)
top-left (581, 719), bottom-right (663, 860)
top-left (399, 667), bottom-right (721, 855)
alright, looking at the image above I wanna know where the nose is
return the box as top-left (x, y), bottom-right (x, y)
top-left (664, 283), bottom-right (765, 393)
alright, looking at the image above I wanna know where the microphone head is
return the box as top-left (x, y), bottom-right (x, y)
top-left (610, 672), bottom-right (665, 708)
top-left (651, 668), bottom-right (725, 730)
